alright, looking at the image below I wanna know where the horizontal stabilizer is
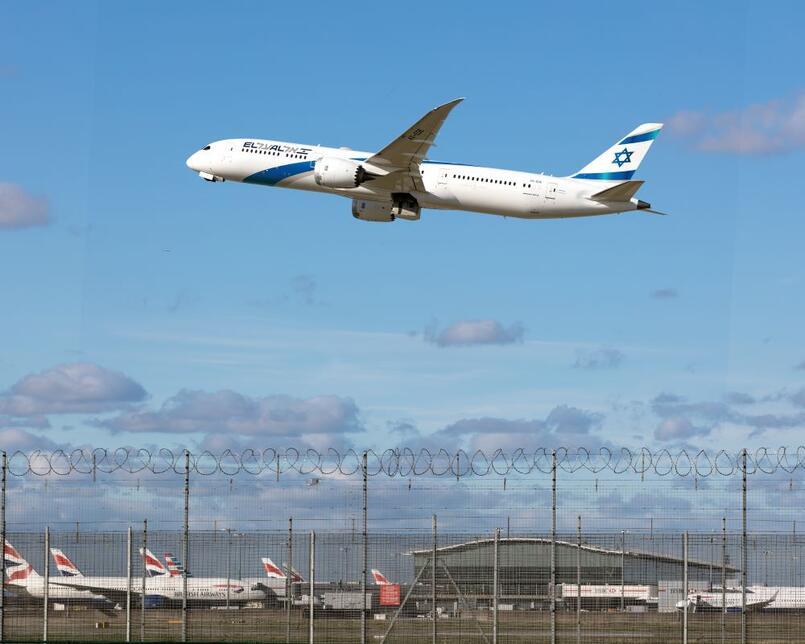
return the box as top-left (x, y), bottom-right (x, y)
top-left (590, 180), bottom-right (644, 202)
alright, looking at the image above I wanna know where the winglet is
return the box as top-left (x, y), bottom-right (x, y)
top-left (365, 98), bottom-right (464, 173)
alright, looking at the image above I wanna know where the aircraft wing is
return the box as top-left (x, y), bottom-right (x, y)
top-left (49, 580), bottom-right (128, 606)
top-left (364, 98), bottom-right (463, 192)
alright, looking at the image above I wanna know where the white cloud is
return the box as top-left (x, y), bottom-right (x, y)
top-left (424, 319), bottom-right (524, 347)
top-left (573, 347), bottom-right (624, 370)
top-left (0, 362), bottom-right (147, 416)
top-left (668, 92), bottom-right (805, 154)
top-left (97, 389), bottom-right (364, 438)
top-left (0, 182), bottom-right (49, 230)
top-left (654, 417), bottom-right (711, 442)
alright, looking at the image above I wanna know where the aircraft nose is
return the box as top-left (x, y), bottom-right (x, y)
top-left (186, 152), bottom-right (200, 171)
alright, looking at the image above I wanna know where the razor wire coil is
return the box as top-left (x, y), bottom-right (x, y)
top-left (4, 446), bottom-right (805, 478)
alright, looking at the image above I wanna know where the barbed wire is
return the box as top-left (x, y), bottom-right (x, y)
top-left (4, 446), bottom-right (805, 478)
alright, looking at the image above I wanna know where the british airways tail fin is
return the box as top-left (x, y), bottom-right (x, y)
top-left (164, 552), bottom-right (191, 577)
top-left (572, 123), bottom-right (662, 180)
top-left (50, 547), bottom-right (84, 577)
top-left (262, 557), bottom-right (287, 579)
top-left (140, 547), bottom-right (168, 577)
top-left (5, 541), bottom-right (40, 583)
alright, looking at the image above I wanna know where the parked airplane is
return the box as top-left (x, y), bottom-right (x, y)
top-left (40, 542), bottom-right (265, 607)
top-left (677, 587), bottom-right (779, 612)
top-left (5, 542), bottom-right (109, 606)
top-left (243, 557), bottom-right (290, 599)
top-left (186, 99), bottom-right (664, 222)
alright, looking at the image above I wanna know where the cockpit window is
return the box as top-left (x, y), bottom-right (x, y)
top-left (202, 145), bottom-right (211, 151)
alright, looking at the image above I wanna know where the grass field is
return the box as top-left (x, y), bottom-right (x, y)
top-left (4, 607), bottom-right (805, 642)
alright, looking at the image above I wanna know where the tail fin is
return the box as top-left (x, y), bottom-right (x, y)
top-left (4, 541), bottom-right (39, 583)
top-left (50, 547), bottom-right (83, 577)
top-left (572, 123), bottom-right (663, 180)
top-left (163, 552), bottom-right (191, 578)
top-left (139, 547), bottom-right (168, 577)
top-left (262, 557), bottom-right (287, 579)
top-left (283, 562), bottom-right (304, 583)
top-left (371, 569), bottom-right (391, 585)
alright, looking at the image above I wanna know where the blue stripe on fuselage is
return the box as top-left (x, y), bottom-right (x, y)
top-left (572, 170), bottom-right (636, 180)
top-left (244, 161), bottom-right (315, 186)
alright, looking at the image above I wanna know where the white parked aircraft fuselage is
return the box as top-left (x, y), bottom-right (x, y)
top-left (11, 575), bottom-right (265, 604)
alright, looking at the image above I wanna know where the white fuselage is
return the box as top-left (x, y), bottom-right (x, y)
top-left (11, 575), bottom-right (266, 604)
top-left (681, 586), bottom-right (805, 612)
top-left (186, 139), bottom-right (640, 220)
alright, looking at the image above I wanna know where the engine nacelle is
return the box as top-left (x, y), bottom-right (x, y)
top-left (352, 199), bottom-right (395, 222)
top-left (314, 157), bottom-right (366, 188)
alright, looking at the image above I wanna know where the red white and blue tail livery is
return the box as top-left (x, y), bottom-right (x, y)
top-left (50, 548), bottom-right (84, 577)
top-left (140, 548), bottom-right (168, 577)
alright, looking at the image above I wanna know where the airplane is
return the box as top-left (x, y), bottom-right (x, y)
top-left (4, 542), bottom-right (111, 607)
top-left (677, 587), bottom-right (779, 612)
top-left (186, 99), bottom-right (665, 223)
top-left (371, 569), bottom-right (393, 586)
top-left (37, 542), bottom-right (265, 608)
top-left (240, 556), bottom-right (305, 602)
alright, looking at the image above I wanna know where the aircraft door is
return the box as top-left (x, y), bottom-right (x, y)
top-left (524, 179), bottom-right (542, 197)
top-left (522, 178), bottom-right (542, 215)
top-left (545, 182), bottom-right (558, 200)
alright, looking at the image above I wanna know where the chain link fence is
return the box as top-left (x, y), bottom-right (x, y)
top-left (1, 448), bottom-right (804, 643)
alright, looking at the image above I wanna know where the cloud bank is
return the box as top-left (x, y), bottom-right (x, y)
top-left (668, 93), bottom-right (805, 154)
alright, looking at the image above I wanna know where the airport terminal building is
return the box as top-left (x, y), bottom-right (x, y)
top-left (409, 537), bottom-right (737, 610)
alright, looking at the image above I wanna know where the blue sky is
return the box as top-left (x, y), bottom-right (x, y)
top-left (1, 0), bottom-right (805, 454)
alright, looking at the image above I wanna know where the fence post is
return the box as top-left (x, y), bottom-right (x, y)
top-left (741, 449), bottom-right (747, 644)
top-left (182, 450), bottom-right (190, 643)
top-left (362, 451), bottom-right (368, 644)
top-left (0, 451), bottom-right (6, 644)
top-left (576, 515), bottom-right (581, 644)
top-left (432, 514), bottom-right (437, 644)
top-left (309, 530), bottom-right (315, 644)
top-left (226, 528), bottom-right (231, 610)
top-left (721, 517), bottom-right (726, 644)
top-left (493, 527), bottom-right (499, 644)
top-left (286, 518), bottom-right (292, 643)
top-left (683, 531), bottom-right (689, 644)
top-left (620, 531), bottom-right (625, 612)
top-left (141, 518), bottom-right (147, 641)
top-left (43, 525), bottom-right (49, 642)
top-left (551, 448), bottom-right (557, 644)
top-left (126, 526), bottom-right (132, 642)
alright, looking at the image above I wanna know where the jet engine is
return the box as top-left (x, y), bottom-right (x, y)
top-left (352, 199), bottom-right (395, 222)
top-left (314, 157), bottom-right (367, 188)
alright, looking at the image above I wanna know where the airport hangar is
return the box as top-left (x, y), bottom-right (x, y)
top-left (408, 537), bottom-right (738, 610)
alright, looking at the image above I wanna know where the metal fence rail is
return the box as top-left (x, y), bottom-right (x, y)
top-left (1, 448), bottom-right (804, 643)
